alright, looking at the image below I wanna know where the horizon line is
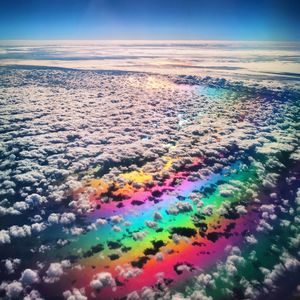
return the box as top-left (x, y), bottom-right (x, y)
top-left (1, 39), bottom-right (300, 42)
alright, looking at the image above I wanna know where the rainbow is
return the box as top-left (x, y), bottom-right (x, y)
top-left (40, 152), bottom-right (269, 299)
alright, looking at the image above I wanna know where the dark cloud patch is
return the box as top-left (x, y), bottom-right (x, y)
top-left (170, 227), bottom-right (197, 238)
top-left (82, 244), bottom-right (104, 258)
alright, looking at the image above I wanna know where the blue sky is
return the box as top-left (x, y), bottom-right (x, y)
top-left (0, 0), bottom-right (299, 40)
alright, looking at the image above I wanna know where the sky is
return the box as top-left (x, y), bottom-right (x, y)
top-left (0, 0), bottom-right (299, 40)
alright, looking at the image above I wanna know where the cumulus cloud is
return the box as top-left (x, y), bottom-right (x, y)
top-left (153, 211), bottom-right (163, 221)
top-left (112, 225), bottom-right (121, 232)
top-left (0, 230), bottom-right (11, 244)
top-left (23, 290), bottom-right (44, 300)
top-left (0, 281), bottom-right (23, 299)
top-left (155, 252), bottom-right (164, 261)
top-left (167, 201), bottom-right (193, 215)
top-left (110, 215), bottom-right (124, 223)
top-left (127, 291), bottom-right (140, 300)
top-left (47, 213), bottom-right (59, 224)
top-left (236, 205), bottom-right (247, 215)
top-left (25, 194), bottom-right (47, 206)
top-left (60, 213), bottom-right (76, 225)
top-left (145, 220), bottom-right (158, 228)
top-left (4, 258), bottom-right (21, 274)
top-left (20, 269), bottom-right (40, 285)
top-left (245, 234), bottom-right (258, 244)
top-left (96, 218), bottom-right (107, 225)
top-left (220, 246), bottom-right (245, 277)
top-left (116, 265), bottom-right (143, 279)
top-left (13, 201), bottom-right (29, 212)
top-left (43, 261), bottom-right (70, 283)
top-left (63, 288), bottom-right (87, 300)
top-left (31, 222), bottom-right (47, 233)
top-left (90, 272), bottom-right (116, 291)
top-left (257, 219), bottom-right (273, 232)
top-left (140, 287), bottom-right (156, 300)
top-left (9, 225), bottom-right (31, 238)
top-left (132, 231), bottom-right (147, 240)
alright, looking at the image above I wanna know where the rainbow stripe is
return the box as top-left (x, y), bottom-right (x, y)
top-left (39, 152), bottom-right (268, 298)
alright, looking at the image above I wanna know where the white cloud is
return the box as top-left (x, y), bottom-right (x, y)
top-left (60, 212), bottom-right (76, 225)
top-left (0, 230), bottom-right (11, 244)
top-left (245, 235), bottom-right (258, 244)
top-left (127, 291), bottom-right (140, 300)
top-left (20, 269), bottom-right (40, 285)
top-left (43, 262), bottom-right (64, 283)
top-left (115, 265), bottom-right (143, 279)
top-left (132, 231), bottom-right (147, 240)
top-left (31, 222), bottom-right (47, 233)
top-left (110, 215), bottom-right (124, 223)
top-left (145, 220), bottom-right (158, 228)
top-left (140, 287), bottom-right (156, 300)
top-left (96, 218), bottom-right (107, 225)
top-left (63, 288), bottom-right (87, 300)
top-left (48, 213), bottom-right (60, 224)
top-left (4, 258), bottom-right (21, 274)
top-left (25, 193), bottom-right (47, 206)
top-left (90, 272), bottom-right (116, 291)
top-left (23, 290), bottom-right (44, 300)
top-left (236, 205), bottom-right (247, 215)
top-left (9, 225), bottom-right (31, 238)
top-left (0, 281), bottom-right (23, 299)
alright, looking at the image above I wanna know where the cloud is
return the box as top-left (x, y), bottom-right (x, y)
top-left (4, 258), bottom-right (21, 274)
top-left (13, 201), bottom-right (29, 212)
top-left (257, 219), bottom-right (273, 232)
top-left (132, 231), bottom-right (147, 240)
top-left (167, 201), bottom-right (193, 215)
top-left (110, 215), bottom-right (124, 223)
top-left (43, 261), bottom-right (70, 283)
top-left (60, 213), bottom-right (76, 225)
top-left (115, 265), bottom-right (143, 279)
top-left (155, 252), bottom-right (164, 261)
top-left (69, 226), bottom-right (84, 236)
top-left (222, 247), bottom-right (245, 277)
top-left (23, 290), bottom-right (44, 300)
top-left (245, 235), bottom-right (258, 244)
top-left (112, 225), bottom-right (121, 232)
top-left (96, 218), bottom-right (107, 225)
top-left (63, 288), bottom-right (87, 300)
top-left (263, 263), bottom-right (285, 288)
top-left (145, 220), bottom-right (158, 228)
top-left (25, 193), bottom-right (47, 206)
top-left (47, 213), bottom-right (60, 224)
top-left (31, 223), bottom-right (47, 233)
top-left (0, 230), bottom-right (11, 244)
top-left (140, 287), bottom-right (156, 300)
top-left (0, 281), bottom-right (23, 299)
top-left (190, 290), bottom-right (212, 300)
top-left (195, 273), bottom-right (215, 289)
top-left (90, 272), bottom-right (116, 291)
top-left (20, 269), bottom-right (40, 285)
top-left (153, 211), bottom-right (163, 221)
top-left (127, 291), bottom-right (140, 300)
top-left (9, 225), bottom-right (31, 238)
top-left (235, 205), bottom-right (247, 215)
top-left (203, 205), bottom-right (214, 216)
